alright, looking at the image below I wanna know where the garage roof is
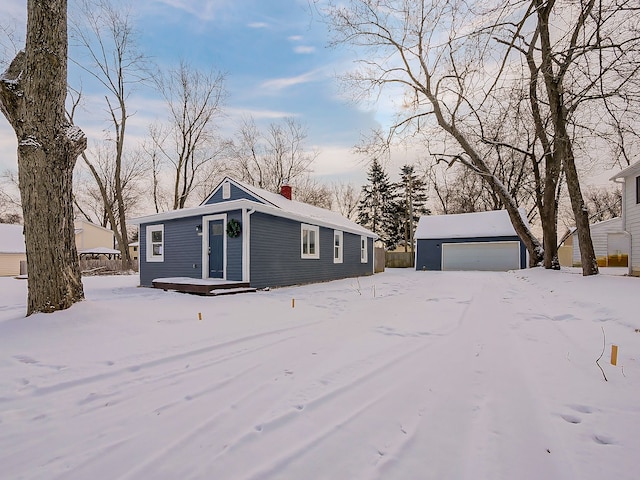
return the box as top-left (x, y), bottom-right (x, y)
top-left (415, 209), bottom-right (526, 239)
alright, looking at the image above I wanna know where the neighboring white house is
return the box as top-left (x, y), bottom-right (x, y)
top-left (0, 224), bottom-right (26, 276)
top-left (611, 161), bottom-right (640, 276)
top-left (74, 219), bottom-right (115, 253)
top-left (562, 217), bottom-right (628, 267)
top-left (0, 220), bottom-right (116, 276)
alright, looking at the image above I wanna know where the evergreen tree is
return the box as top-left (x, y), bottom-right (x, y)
top-left (395, 165), bottom-right (430, 253)
top-left (357, 159), bottom-right (397, 248)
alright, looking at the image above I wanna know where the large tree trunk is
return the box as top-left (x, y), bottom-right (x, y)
top-left (562, 142), bottom-right (598, 275)
top-left (427, 93), bottom-right (544, 265)
top-left (0, 0), bottom-right (85, 315)
top-left (535, 0), bottom-right (598, 276)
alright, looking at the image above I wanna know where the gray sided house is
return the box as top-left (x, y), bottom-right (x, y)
top-left (415, 210), bottom-right (528, 271)
top-left (130, 178), bottom-right (377, 289)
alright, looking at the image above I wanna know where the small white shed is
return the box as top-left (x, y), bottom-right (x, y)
top-left (567, 217), bottom-right (628, 267)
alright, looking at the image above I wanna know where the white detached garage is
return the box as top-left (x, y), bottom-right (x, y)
top-left (415, 210), bottom-right (528, 271)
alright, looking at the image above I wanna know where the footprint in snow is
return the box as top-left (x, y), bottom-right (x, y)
top-left (559, 413), bottom-right (582, 424)
top-left (568, 404), bottom-right (594, 414)
top-left (593, 434), bottom-right (616, 445)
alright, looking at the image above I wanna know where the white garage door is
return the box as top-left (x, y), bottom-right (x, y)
top-left (442, 241), bottom-right (520, 271)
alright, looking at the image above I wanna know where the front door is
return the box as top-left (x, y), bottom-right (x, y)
top-left (209, 219), bottom-right (224, 278)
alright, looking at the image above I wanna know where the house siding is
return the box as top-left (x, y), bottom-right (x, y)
top-left (226, 210), bottom-right (243, 281)
top-left (624, 173), bottom-right (640, 275)
top-left (140, 211), bottom-right (246, 286)
top-left (205, 182), bottom-right (264, 205)
top-left (74, 220), bottom-right (114, 251)
top-left (0, 253), bottom-right (26, 277)
top-left (249, 212), bottom-right (373, 289)
top-left (415, 236), bottom-right (526, 271)
top-left (140, 216), bottom-right (205, 286)
top-left (571, 217), bottom-right (623, 266)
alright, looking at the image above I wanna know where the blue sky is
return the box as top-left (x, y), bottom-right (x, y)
top-left (0, 0), bottom-right (406, 187)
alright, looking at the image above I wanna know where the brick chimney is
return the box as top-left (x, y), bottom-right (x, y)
top-left (280, 184), bottom-right (292, 200)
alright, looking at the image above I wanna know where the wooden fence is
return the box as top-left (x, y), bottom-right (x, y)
top-left (80, 258), bottom-right (139, 275)
top-left (385, 251), bottom-right (414, 268)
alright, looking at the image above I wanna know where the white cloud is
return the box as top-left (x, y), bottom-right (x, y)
top-left (288, 35), bottom-right (303, 42)
top-left (247, 22), bottom-right (269, 29)
top-left (294, 46), bottom-right (315, 54)
top-left (152, 0), bottom-right (224, 21)
top-left (312, 146), bottom-right (366, 180)
top-left (260, 70), bottom-right (320, 91)
top-left (227, 107), bottom-right (296, 120)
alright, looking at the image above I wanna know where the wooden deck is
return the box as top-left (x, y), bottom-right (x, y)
top-left (152, 277), bottom-right (256, 296)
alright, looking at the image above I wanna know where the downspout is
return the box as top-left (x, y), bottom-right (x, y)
top-left (243, 208), bottom-right (256, 283)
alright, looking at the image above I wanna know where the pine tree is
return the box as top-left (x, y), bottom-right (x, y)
top-left (395, 165), bottom-right (430, 254)
top-left (357, 159), bottom-right (397, 248)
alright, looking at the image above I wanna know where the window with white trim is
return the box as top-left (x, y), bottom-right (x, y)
top-left (360, 236), bottom-right (368, 263)
top-left (333, 231), bottom-right (343, 264)
top-left (222, 181), bottom-right (231, 199)
top-left (301, 224), bottom-right (320, 259)
top-left (146, 224), bottom-right (164, 262)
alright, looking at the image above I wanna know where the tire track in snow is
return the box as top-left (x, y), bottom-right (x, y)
top-left (361, 274), bottom-right (565, 480)
top-left (204, 338), bottom-right (442, 478)
top-left (11, 320), bottom-right (319, 400)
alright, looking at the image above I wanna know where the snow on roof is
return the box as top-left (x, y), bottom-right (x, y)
top-left (415, 209), bottom-right (526, 239)
top-left (609, 160), bottom-right (640, 180)
top-left (132, 177), bottom-right (376, 238)
top-left (567, 217), bottom-right (623, 238)
top-left (79, 247), bottom-right (121, 255)
top-left (0, 224), bottom-right (25, 254)
top-left (226, 177), bottom-right (374, 236)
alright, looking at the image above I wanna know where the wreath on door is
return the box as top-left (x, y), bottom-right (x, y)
top-left (226, 219), bottom-right (242, 238)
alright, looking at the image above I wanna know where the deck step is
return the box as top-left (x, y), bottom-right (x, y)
top-left (152, 279), bottom-right (255, 296)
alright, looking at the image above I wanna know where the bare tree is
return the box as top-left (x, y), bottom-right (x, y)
top-left (150, 61), bottom-right (227, 210)
top-left (0, 170), bottom-right (22, 224)
top-left (324, 0), bottom-right (544, 265)
top-left (74, 141), bottom-right (146, 227)
top-left (230, 116), bottom-right (319, 193)
top-left (0, 0), bottom-right (85, 315)
top-left (584, 186), bottom-right (622, 223)
top-left (331, 181), bottom-right (361, 220)
top-left (70, 0), bottom-right (149, 268)
top-left (292, 176), bottom-right (333, 208)
top-left (325, 0), bottom-right (640, 274)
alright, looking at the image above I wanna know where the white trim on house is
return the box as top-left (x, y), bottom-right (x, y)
top-left (333, 230), bottom-right (343, 264)
top-left (202, 214), bottom-right (227, 280)
top-left (146, 224), bottom-right (164, 262)
top-left (242, 208), bottom-right (255, 283)
top-left (301, 224), bottom-right (320, 259)
top-left (360, 236), bottom-right (368, 263)
top-left (130, 198), bottom-right (374, 239)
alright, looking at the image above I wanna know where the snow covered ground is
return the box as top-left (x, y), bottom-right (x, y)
top-left (0, 268), bottom-right (638, 480)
